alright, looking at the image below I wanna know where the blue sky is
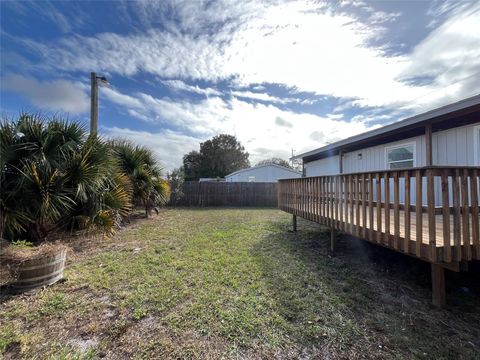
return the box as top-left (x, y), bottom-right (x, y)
top-left (1, 0), bottom-right (479, 171)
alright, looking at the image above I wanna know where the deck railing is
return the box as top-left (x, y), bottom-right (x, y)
top-left (278, 166), bottom-right (479, 263)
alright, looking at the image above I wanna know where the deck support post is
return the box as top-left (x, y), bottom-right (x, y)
top-left (292, 215), bottom-right (297, 232)
top-left (431, 263), bottom-right (446, 308)
top-left (330, 227), bottom-right (336, 252)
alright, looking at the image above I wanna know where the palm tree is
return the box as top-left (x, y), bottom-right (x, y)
top-left (111, 140), bottom-right (170, 217)
top-left (0, 114), bottom-right (132, 242)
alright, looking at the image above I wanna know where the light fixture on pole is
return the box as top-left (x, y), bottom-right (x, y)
top-left (90, 72), bottom-right (109, 136)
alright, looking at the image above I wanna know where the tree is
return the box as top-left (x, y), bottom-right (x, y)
top-left (0, 114), bottom-right (132, 242)
top-left (111, 140), bottom-right (170, 218)
top-left (167, 167), bottom-right (184, 205)
top-left (183, 151), bottom-right (202, 181)
top-left (255, 157), bottom-right (292, 169)
top-left (182, 134), bottom-right (250, 181)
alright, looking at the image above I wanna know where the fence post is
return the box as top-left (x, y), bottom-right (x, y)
top-left (330, 227), bottom-right (336, 252)
top-left (292, 214), bottom-right (297, 232)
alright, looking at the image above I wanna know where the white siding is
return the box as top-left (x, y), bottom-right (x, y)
top-left (343, 136), bottom-right (425, 172)
top-left (306, 123), bottom-right (479, 176)
top-left (304, 156), bottom-right (340, 176)
top-left (434, 124), bottom-right (477, 165)
top-left (225, 165), bottom-right (301, 182)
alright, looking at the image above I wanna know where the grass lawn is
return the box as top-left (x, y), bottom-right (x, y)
top-left (1, 208), bottom-right (479, 359)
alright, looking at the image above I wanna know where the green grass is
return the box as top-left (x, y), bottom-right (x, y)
top-left (1, 208), bottom-right (479, 359)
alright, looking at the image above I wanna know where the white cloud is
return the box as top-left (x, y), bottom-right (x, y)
top-left (100, 88), bottom-right (373, 170)
top-left (161, 79), bottom-right (221, 96)
top-left (103, 126), bottom-right (201, 172)
top-left (231, 90), bottom-right (301, 104)
top-left (102, 87), bottom-right (143, 108)
top-left (10, 1), bottom-right (480, 112)
top-left (397, 3), bottom-right (480, 110)
top-left (1, 74), bottom-right (89, 113)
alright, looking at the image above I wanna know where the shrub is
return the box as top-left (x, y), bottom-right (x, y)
top-left (0, 114), bottom-right (132, 242)
top-left (111, 140), bottom-right (170, 217)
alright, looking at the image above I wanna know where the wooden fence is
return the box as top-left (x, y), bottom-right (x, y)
top-left (176, 182), bottom-right (278, 207)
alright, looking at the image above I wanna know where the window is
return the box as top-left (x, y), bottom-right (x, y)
top-left (386, 143), bottom-right (415, 169)
top-left (248, 176), bottom-right (256, 182)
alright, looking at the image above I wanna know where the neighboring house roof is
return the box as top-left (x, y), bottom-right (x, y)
top-left (295, 94), bottom-right (480, 163)
top-left (199, 178), bottom-right (225, 182)
top-left (225, 163), bottom-right (301, 178)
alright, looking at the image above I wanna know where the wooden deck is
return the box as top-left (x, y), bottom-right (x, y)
top-left (278, 167), bottom-right (480, 264)
top-left (283, 202), bottom-right (479, 261)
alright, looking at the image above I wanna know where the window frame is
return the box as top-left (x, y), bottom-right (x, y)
top-left (474, 125), bottom-right (480, 166)
top-left (385, 142), bottom-right (416, 169)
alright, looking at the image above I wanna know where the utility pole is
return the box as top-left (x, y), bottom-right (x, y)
top-left (90, 72), bottom-right (98, 136)
top-left (90, 72), bottom-right (108, 136)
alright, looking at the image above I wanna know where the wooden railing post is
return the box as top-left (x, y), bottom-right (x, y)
top-left (404, 170), bottom-right (411, 253)
top-left (393, 172), bottom-right (400, 250)
top-left (441, 170), bottom-right (451, 262)
top-left (471, 169), bottom-right (479, 258)
top-left (461, 169), bottom-right (471, 261)
top-left (427, 168), bottom-right (437, 262)
top-left (376, 173), bottom-right (382, 243)
top-left (453, 169), bottom-right (461, 262)
top-left (384, 172), bottom-right (390, 246)
top-left (415, 170), bottom-right (423, 257)
top-left (368, 173), bottom-right (374, 241)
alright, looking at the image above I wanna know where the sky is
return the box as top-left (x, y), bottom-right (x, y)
top-left (1, 0), bottom-right (480, 172)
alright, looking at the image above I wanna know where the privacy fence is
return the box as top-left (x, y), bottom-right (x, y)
top-left (176, 182), bottom-right (278, 207)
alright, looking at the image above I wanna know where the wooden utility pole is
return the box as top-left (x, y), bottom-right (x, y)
top-left (90, 72), bottom-right (98, 136)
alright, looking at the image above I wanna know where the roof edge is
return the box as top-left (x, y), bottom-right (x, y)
top-left (225, 163), bottom-right (302, 177)
top-left (293, 94), bottom-right (480, 161)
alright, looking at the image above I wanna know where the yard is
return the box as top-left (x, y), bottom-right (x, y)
top-left (1, 208), bottom-right (479, 359)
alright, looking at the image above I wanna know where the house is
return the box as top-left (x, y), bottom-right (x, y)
top-left (278, 94), bottom-right (480, 307)
top-left (296, 95), bottom-right (480, 178)
top-left (225, 164), bottom-right (301, 183)
top-left (295, 95), bottom-right (480, 206)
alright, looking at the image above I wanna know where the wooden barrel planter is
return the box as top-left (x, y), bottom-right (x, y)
top-left (9, 248), bottom-right (67, 293)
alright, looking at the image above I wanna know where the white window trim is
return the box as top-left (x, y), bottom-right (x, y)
top-left (474, 125), bottom-right (480, 166)
top-left (385, 142), bottom-right (417, 169)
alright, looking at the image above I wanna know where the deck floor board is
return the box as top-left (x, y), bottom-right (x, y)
top-left (283, 203), bottom-right (479, 248)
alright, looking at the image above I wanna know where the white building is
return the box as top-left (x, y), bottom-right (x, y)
top-left (293, 94), bottom-right (480, 205)
top-left (225, 164), bottom-right (301, 183)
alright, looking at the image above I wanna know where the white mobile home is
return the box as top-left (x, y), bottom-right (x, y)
top-left (296, 95), bottom-right (480, 206)
top-left (299, 96), bottom-right (480, 176)
top-left (278, 95), bottom-right (480, 307)
top-left (225, 164), bottom-right (301, 183)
